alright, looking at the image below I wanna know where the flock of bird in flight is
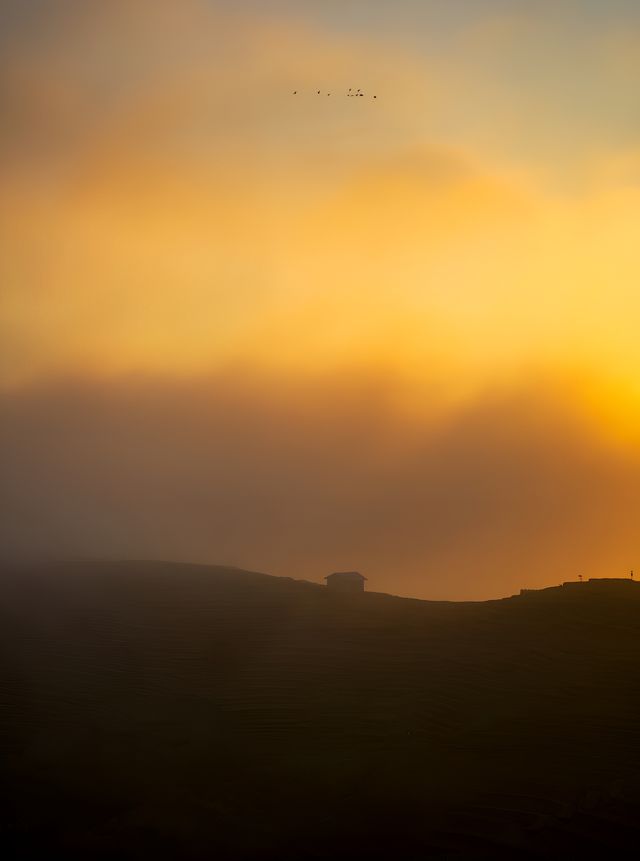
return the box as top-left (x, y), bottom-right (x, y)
top-left (293, 88), bottom-right (377, 99)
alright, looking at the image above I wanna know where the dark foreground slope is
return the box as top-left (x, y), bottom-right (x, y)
top-left (3, 562), bottom-right (640, 859)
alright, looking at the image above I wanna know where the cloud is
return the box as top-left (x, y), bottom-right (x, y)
top-left (3, 0), bottom-right (640, 393)
top-left (2, 372), bottom-right (639, 600)
top-left (3, 0), bottom-right (640, 604)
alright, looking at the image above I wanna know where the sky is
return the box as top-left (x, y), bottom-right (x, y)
top-left (2, 0), bottom-right (640, 599)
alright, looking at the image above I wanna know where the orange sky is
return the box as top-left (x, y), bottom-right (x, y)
top-left (2, 0), bottom-right (640, 598)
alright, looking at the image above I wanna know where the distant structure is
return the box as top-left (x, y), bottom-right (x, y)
top-left (325, 571), bottom-right (367, 593)
top-left (520, 575), bottom-right (638, 596)
top-left (578, 578), bottom-right (636, 587)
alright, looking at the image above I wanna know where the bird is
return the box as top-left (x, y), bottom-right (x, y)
top-left (290, 86), bottom-right (374, 99)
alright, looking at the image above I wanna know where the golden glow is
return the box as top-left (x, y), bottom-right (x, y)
top-left (3, 0), bottom-right (640, 597)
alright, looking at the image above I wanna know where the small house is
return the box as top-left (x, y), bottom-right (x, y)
top-left (325, 571), bottom-right (367, 593)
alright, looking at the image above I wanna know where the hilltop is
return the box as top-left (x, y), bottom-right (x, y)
top-left (3, 560), bottom-right (640, 859)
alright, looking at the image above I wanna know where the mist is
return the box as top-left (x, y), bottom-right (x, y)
top-left (2, 371), bottom-right (638, 600)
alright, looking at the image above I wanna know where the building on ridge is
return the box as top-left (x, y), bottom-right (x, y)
top-left (325, 571), bottom-right (367, 593)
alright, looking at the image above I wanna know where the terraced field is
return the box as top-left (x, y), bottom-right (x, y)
top-left (3, 561), bottom-right (640, 858)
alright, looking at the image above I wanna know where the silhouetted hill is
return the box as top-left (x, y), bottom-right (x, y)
top-left (3, 560), bottom-right (640, 859)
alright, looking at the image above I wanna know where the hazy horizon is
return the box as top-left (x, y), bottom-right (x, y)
top-left (3, 369), bottom-right (640, 601)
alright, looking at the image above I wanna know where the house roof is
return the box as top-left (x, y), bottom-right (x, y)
top-left (325, 571), bottom-right (367, 581)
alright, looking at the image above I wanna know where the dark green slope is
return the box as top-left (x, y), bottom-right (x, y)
top-left (2, 561), bottom-right (640, 859)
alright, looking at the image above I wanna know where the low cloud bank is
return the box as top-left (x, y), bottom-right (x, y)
top-left (1, 372), bottom-right (638, 599)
